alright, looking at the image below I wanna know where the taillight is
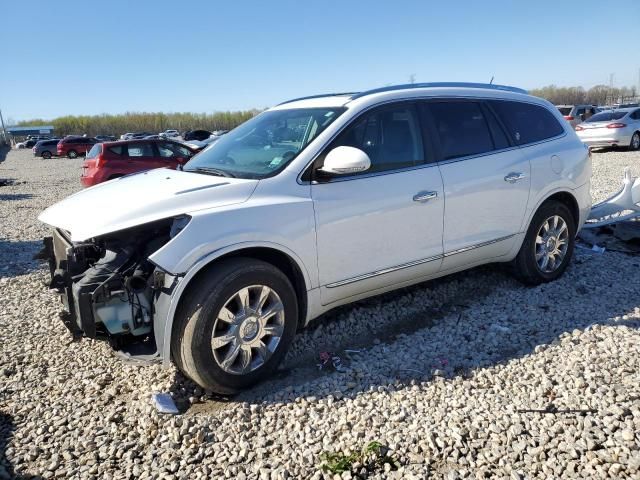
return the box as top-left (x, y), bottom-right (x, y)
top-left (575, 125), bottom-right (584, 131)
top-left (564, 115), bottom-right (574, 121)
top-left (96, 153), bottom-right (106, 168)
top-left (607, 123), bottom-right (626, 129)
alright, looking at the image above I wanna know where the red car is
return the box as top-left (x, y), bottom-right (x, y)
top-left (57, 137), bottom-right (100, 158)
top-left (81, 139), bottom-right (196, 187)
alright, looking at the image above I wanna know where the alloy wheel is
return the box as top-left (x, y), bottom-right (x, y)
top-left (534, 215), bottom-right (569, 273)
top-left (632, 133), bottom-right (640, 150)
top-left (211, 285), bottom-right (285, 375)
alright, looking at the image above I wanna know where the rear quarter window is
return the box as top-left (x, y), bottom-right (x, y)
top-left (86, 144), bottom-right (102, 159)
top-left (108, 145), bottom-right (124, 155)
top-left (490, 101), bottom-right (565, 145)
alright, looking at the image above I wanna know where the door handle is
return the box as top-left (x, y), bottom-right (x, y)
top-left (413, 191), bottom-right (438, 203)
top-left (504, 172), bottom-right (526, 183)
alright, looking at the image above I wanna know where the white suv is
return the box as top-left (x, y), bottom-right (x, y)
top-left (38, 83), bottom-right (591, 393)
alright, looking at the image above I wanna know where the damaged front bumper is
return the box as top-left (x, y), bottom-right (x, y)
top-left (37, 228), bottom-right (178, 362)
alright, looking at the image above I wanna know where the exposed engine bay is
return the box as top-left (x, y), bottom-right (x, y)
top-left (38, 217), bottom-right (187, 351)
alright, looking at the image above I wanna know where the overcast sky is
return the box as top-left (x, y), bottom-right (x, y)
top-left (1, 0), bottom-right (639, 122)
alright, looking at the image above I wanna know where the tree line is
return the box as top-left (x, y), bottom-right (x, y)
top-left (12, 83), bottom-right (640, 137)
top-left (14, 110), bottom-right (262, 137)
top-left (529, 84), bottom-right (639, 106)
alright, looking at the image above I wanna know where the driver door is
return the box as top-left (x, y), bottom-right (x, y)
top-left (311, 102), bottom-right (444, 305)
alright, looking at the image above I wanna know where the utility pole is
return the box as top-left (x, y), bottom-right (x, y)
top-left (609, 73), bottom-right (614, 105)
top-left (0, 108), bottom-right (7, 145)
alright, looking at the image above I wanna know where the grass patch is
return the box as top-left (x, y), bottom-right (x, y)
top-left (320, 440), bottom-right (400, 476)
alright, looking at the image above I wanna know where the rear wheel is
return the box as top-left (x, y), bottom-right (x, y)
top-left (171, 258), bottom-right (298, 394)
top-left (511, 200), bottom-right (576, 285)
top-left (42, 151), bottom-right (52, 159)
top-left (67, 150), bottom-right (78, 159)
top-left (630, 132), bottom-right (640, 151)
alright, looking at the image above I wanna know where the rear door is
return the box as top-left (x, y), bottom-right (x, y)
top-left (124, 142), bottom-right (159, 172)
top-left (423, 99), bottom-right (531, 270)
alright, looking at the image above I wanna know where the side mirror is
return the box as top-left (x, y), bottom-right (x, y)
top-left (319, 146), bottom-right (371, 176)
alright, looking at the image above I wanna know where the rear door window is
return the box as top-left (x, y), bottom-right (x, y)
top-left (490, 100), bottom-right (565, 145)
top-left (427, 101), bottom-right (494, 160)
top-left (127, 143), bottom-right (154, 157)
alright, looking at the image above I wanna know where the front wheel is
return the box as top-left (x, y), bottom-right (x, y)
top-left (630, 132), bottom-right (640, 151)
top-left (172, 258), bottom-right (298, 394)
top-left (511, 200), bottom-right (576, 285)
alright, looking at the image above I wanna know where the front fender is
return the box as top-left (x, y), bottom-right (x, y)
top-left (153, 241), bottom-right (313, 367)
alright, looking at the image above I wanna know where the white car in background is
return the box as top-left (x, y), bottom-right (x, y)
top-left (160, 129), bottom-right (180, 139)
top-left (38, 82), bottom-right (590, 394)
top-left (576, 107), bottom-right (640, 150)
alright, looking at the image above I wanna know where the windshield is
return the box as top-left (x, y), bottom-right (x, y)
top-left (557, 107), bottom-right (572, 115)
top-left (586, 111), bottom-right (627, 122)
top-left (184, 107), bottom-right (345, 178)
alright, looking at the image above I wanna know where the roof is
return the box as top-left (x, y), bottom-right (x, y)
top-left (7, 125), bottom-right (54, 133)
top-left (273, 82), bottom-right (529, 110)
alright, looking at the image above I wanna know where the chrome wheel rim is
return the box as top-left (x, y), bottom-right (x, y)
top-left (535, 215), bottom-right (569, 273)
top-left (632, 134), bottom-right (640, 150)
top-left (211, 285), bottom-right (285, 375)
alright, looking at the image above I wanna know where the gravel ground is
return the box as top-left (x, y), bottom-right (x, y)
top-left (1, 147), bottom-right (639, 479)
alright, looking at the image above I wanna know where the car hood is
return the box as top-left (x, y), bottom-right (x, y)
top-left (39, 168), bottom-right (258, 241)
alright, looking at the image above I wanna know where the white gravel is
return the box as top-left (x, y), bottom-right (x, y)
top-left (1, 147), bottom-right (639, 479)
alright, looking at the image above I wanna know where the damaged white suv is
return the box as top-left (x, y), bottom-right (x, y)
top-left (38, 83), bottom-right (591, 393)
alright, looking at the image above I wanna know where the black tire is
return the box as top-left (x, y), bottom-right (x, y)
top-left (630, 132), bottom-right (640, 151)
top-left (42, 151), bottom-right (52, 159)
top-left (67, 150), bottom-right (78, 159)
top-left (511, 200), bottom-right (576, 285)
top-left (171, 258), bottom-right (298, 394)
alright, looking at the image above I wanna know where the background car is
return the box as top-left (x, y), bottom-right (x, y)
top-left (16, 139), bottom-right (38, 149)
top-left (159, 129), bottom-right (180, 138)
top-left (576, 107), bottom-right (640, 150)
top-left (556, 104), bottom-right (598, 128)
top-left (95, 135), bottom-right (116, 142)
top-left (32, 139), bottom-right (61, 158)
top-left (57, 136), bottom-right (99, 158)
top-left (183, 129), bottom-right (213, 141)
top-left (80, 139), bottom-right (196, 186)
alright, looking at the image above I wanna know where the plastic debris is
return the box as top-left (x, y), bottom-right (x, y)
top-left (317, 351), bottom-right (346, 372)
top-left (584, 167), bottom-right (640, 228)
top-left (151, 393), bottom-right (179, 414)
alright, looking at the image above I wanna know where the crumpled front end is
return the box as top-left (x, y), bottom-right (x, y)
top-left (37, 218), bottom-right (187, 358)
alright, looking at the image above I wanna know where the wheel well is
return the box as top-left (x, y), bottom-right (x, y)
top-left (179, 247), bottom-right (308, 328)
top-left (543, 191), bottom-right (579, 224)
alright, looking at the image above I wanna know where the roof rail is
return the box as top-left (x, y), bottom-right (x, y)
top-left (277, 92), bottom-right (358, 106)
top-left (350, 82), bottom-right (527, 100)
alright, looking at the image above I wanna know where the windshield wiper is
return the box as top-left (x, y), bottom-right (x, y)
top-left (191, 167), bottom-right (236, 178)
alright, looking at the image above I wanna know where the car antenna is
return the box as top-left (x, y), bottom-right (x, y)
top-left (489, 76), bottom-right (494, 85)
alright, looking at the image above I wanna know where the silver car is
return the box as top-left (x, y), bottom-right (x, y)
top-left (556, 104), bottom-right (598, 129)
top-left (576, 108), bottom-right (640, 150)
top-left (32, 139), bottom-right (61, 159)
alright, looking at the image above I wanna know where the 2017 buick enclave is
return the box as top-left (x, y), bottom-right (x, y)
top-left (38, 83), bottom-right (591, 394)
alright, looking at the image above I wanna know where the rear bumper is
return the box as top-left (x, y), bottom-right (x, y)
top-left (578, 132), bottom-right (632, 148)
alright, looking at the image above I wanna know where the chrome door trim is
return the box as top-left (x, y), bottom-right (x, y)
top-left (443, 234), bottom-right (516, 257)
top-left (325, 234), bottom-right (517, 289)
top-left (325, 254), bottom-right (443, 288)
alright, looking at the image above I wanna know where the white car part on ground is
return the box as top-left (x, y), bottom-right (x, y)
top-left (584, 167), bottom-right (640, 228)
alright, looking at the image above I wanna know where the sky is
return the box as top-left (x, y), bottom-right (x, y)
top-left (1, 0), bottom-right (639, 122)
